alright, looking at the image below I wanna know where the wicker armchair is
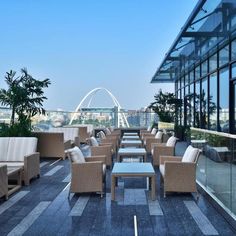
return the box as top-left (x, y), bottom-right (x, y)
top-left (67, 147), bottom-right (106, 197)
top-left (87, 137), bottom-right (113, 167)
top-left (141, 128), bottom-right (157, 141)
top-left (144, 131), bottom-right (163, 153)
top-left (98, 131), bottom-right (118, 153)
top-left (159, 145), bottom-right (201, 197)
top-left (151, 136), bottom-right (178, 166)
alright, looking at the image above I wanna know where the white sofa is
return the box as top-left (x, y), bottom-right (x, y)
top-left (0, 137), bottom-right (40, 185)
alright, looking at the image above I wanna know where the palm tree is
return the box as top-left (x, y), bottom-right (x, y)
top-left (0, 68), bottom-right (50, 130)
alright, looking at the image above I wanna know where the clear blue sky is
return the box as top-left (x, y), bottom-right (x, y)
top-left (0, 0), bottom-right (198, 111)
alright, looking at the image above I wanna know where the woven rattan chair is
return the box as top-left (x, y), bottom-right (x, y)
top-left (159, 145), bottom-right (201, 197)
top-left (87, 137), bottom-right (113, 167)
top-left (151, 136), bottom-right (178, 166)
top-left (67, 146), bottom-right (106, 198)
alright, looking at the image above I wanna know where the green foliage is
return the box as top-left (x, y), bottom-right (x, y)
top-left (0, 68), bottom-right (50, 137)
top-left (149, 90), bottom-right (181, 122)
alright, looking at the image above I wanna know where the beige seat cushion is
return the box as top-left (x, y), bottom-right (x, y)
top-left (159, 164), bottom-right (165, 176)
top-left (182, 145), bottom-right (199, 163)
top-left (0, 162), bottom-right (24, 167)
top-left (166, 136), bottom-right (177, 147)
top-left (68, 146), bottom-right (85, 163)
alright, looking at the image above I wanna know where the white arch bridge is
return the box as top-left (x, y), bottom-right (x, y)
top-left (69, 87), bottom-right (130, 127)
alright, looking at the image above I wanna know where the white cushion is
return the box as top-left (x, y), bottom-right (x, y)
top-left (7, 137), bottom-right (37, 162)
top-left (182, 145), bottom-right (199, 163)
top-left (147, 126), bottom-right (151, 132)
top-left (105, 128), bottom-right (111, 135)
top-left (155, 131), bottom-right (163, 139)
top-left (151, 128), bottom-right (157, 135)
top-left (68, 146), bottom-right (85, 163)
top-left (90, 137), bottom-right (99, 146)
top-left (166, 136), bottom-right (177, 147)
top-left (0, 138), bottom-right (9, 162)
top-left (159, 164), bottom-right (165, 176)
top-left (98, 131), bottom-right (106, 140)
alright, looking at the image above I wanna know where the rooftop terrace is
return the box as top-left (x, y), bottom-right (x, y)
top-left (0, 143), bottom-right (235, 236)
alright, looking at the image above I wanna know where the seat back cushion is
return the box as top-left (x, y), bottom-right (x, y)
top-left (151, 128), bottom-right (157, 135)
top-left (90, 137), bottom-right (99, 146)
top-left (182, 145), bottom-right (200, 163)
top-left (7, 137), bottom-right (37, 162)
top-left (147, 126), bottom-right (152, 132)
top-left (68, 146), bottom-right (85, 163)
top-left (105, 128), bottom-right (111, 135)
top-left (155, 131), bottom-right (163, 139)
top-left (98, 131), bottom-right (106, 140)
top-left (166, 136), bottom-right (177, 147)
top-left (0, 138), bottom-right (10, 162)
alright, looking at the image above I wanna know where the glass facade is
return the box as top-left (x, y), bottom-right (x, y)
top-left (175, 38), bottom-right (236, 134)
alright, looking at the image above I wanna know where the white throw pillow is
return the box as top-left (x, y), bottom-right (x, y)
top-left (68, 146), bottom-right (85, 163)
top-left (166, 136), bottom-right (177, 147)
top-left (155, 131), bottom-right (163, 139)
top-left (99, 131), bottom-right (106, 139)
top-left (151, 128), bottom-right (157, 135)
top-left (182, 145), bottom-right (199, 163)
top-left (90, 137), bottom-right (99, 146)
top-left (105, 128), bottom-right (111, 135)
top-left (147, 126), bottom-right (151, 132)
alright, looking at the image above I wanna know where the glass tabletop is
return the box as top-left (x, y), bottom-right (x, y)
top-left (112, 163), bottom-right (155, 174)
top-left (122, 135), bottom-right (140, 139)
top-left (123, 132), bottom-right (138, 136)
top-left (121, 140), bottom-right (142, 144)
top-left (118, 148), bottom-right (146, 154)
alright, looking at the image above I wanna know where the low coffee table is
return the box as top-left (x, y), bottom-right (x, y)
top-left (120, 140), bottom-right (142, 148)
top-left (118, 148), bottom-right (147, 162)
top-left (123, 132), bottom-right (138, 136)
top-left (111, 163), bottom-right (156, 201)
top-left (122, 135), bottom-right (140, 140)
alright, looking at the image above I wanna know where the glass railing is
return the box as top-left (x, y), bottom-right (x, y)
top-left (191, 127), bottom-right (236, 219)
top-left (0, 107), bottom-right (158, 130)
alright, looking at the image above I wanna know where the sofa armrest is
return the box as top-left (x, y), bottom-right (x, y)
top-left (164, 162), bottom-right (196, 181)
top-left (160, 156), bottom-right (182, 164)
top-left (24, 152), bottom-right (40, 185)
top-left (85, 155), bottom-right (106, 163)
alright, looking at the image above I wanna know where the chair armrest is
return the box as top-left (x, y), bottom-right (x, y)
top-left (64, 140), bottom-right (72, 150)
top-left (24, 152), bottom-right (40, 185)
top-left (164, 162), bottom-right (196, 180)
top-left (160, 156), bottom-right (182, 164)
top-left (151, 143), bottom-right (166, 150)
top-left (142, 133), bottom-right (155, 140)
top-left (91, 146), bottom-right (112, 155)
top-left (85, 155), bottom-right (106, 163)
top-left (74, 136), bottom-right (80, 147)
top-left (146, 138), bottom-right (161, 145)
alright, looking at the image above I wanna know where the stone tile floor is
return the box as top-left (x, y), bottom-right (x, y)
top-left (0, 144), bottom-right (235, 236)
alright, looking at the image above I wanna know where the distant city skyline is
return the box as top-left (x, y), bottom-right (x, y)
top-left (0, 0), bottom-right (198, 111)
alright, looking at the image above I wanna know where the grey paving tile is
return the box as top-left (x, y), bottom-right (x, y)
top-left (148, 199), bottom-right (163, 216)
top-left (7, 201), bottom-right (51, 236)
top-left (40, 161), bottom-right (49, 168)
top-left (0, 191), bottom-right (30, 215)
top-left (44, 165), bottom-right (63, 176)
top-left (184, 200), bottom-right (219, 235)
top-left (69, 196), bottom-right (90, 216)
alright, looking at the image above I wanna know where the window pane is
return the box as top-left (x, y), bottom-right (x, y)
top-left (232, 62), bottom-right (236, 79)
top-left (209, 73), bottom-right (217, 130)
top-left (202, 60), bottom-right (208, 76)
top-left (209, 53), bottom-right (217, 72)
top-left (232, 40), bottom-right (236, 61)
top-left (195, 80), bottom-right (201, 127)
top-left (201, 77), bottom-right (208, 128)
top-left (219, 68), bottom-right (229, 132)
top-left (219, 45), bottom-right (229, 67)
top-left (189, 71), bottom-right (194, 83)
top-left (195, 66), bottom-right (200, 80)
